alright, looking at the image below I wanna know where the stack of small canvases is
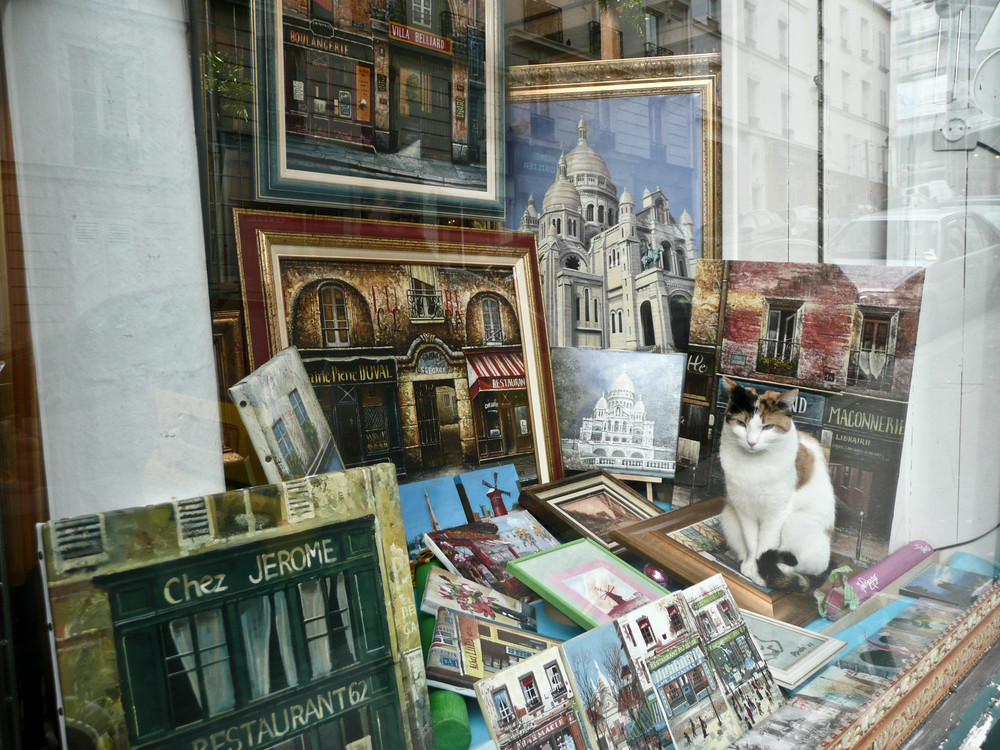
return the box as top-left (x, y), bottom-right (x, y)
top-left (471, 573), bottom-right (787, 750)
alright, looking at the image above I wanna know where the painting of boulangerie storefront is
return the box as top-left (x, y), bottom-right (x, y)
top-left (39, 465), bottom-right (434, 750)
top-left (285, 258), bottom-right (536, 480)
top-left (676, 260), bottom-right (925, 564)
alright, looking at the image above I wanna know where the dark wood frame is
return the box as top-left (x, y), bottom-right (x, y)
top-left (518, 470), bottom-right (664, 553)
top-left (609, 496), bottom-right (817, 625)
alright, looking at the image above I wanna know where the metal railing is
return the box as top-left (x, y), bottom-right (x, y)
top-left (847, 348), bottom-right (896, 391)
top-left (756, 337), bottom-right (800, 377)
top-left (408, 288), bottom-right (444, 320)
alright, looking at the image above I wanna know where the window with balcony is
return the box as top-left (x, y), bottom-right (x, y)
top-left (409, 266), bottom-right (443, 321)
top-left (757, 302), bottom-right (802, 377)
top-left (544, 661), bottom-right (566, 696)
top-left (492, 687), bottom-right (514, 723)
top-left (848, 310), bottom-right (897, 391)
top-left (481, 296), bottom-right (503, 343)
top-left (520, 673), bottom-right (541, 709)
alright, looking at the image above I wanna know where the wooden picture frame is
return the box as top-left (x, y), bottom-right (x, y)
top-left (819, 580), bottom-right (1000, 750)
top-left (609, 496), bottom-right (817, 625)
top-left (211, 309), bottom-right (246, 402)
top-left (506, 538), bottom-right (667, 629)
top-left (741, 610), bottom-right (846, 690)
top-left (518, 470), bottom-right (664, 553)
top-left (251, 0), bottom-right (504, 217)
top-left (234, 209), bottom-right (561, 485)
top-left (506, 55), bottom-right (721, 354)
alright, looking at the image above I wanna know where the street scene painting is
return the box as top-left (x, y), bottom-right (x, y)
top-left (476, 576), bottom-right (784, 750)
top-left (235, 214), bottom-right (561, 487)
top-left (253, 0), bottom-right (503, 215)
top-left (551, 347), bottom-right (686, 479)
top-left (677, 260), bottom-right (926, 565)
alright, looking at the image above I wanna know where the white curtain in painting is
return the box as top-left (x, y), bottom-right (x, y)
top-left (299, 579), bottom-right (333, 678)
top-left (274, 591), bottom-right (299, 689)
top-left (168, 618), bottom-right (200, 706)
top-left (240, 595), bottom-right (299, 698)
top-left (194, 610), bottom-right (236, 714)
top-left (334, 572), bottom-right (356, 661)
top-left (168, 612), bottom-right (235, 716)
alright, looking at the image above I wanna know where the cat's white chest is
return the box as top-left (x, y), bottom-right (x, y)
top-left (720, 444), bottom-right (797, 515)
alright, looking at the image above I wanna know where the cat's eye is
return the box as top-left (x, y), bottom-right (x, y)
top-left (762, 424), bottom-right (774, 430)
top-left (734, 418), bottom-right (746, 427)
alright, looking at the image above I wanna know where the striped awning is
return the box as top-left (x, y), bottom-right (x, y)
top-left (409, 264), bottom-right (436, 286)
top-left (466, 350), bottom-right (527, 399)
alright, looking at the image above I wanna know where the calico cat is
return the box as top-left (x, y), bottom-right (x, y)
top-left (718, 377), bottom-right (836, 591)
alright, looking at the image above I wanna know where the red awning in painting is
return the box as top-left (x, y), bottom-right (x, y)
top-left (466, 350), bottom-right (527, 399)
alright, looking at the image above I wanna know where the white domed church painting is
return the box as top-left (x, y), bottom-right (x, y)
top-left (511, 111), bottom-right (702, 353)
top-left (551, 347), bottom-right (686, 478)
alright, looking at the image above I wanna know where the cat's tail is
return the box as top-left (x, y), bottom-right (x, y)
top-left (757, 550), bottom-right (830, 593)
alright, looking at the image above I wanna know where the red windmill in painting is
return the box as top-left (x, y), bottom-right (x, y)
top-left (598, 585), bottom-right (643, 618)
top-left (482, 472), bottom-right (511, 517)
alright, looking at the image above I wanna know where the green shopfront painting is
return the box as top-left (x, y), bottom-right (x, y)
top-left (39, 464), bottom-right (434, 750)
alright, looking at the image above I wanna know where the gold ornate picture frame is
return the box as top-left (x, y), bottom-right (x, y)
top-left (234, 209), bottom-right (562, 485)
top-left (505, 54), bottom-right (720, 355)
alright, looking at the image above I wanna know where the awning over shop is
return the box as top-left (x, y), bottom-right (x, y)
top-left (466, 350), bottom-right (526, 399)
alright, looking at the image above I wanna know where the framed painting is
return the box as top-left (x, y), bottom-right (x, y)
top-left (229, 345), bottom-right (344, 483)
top-left (741, 610), bottom-right (846, 689)
top-left (251, 0), bottom-right (504, 217)
top-left (234, 209), bottom-right (561, 485)
top-left (549, 347), bottom-right (686, 479)
top-left (38, 464), bottom-right (435, 750)
top-left (609, 496), bottom-right (818, 625)
top-left (506, 538), bottom-right (667, 629)
top-left (506, 54), bottom-right (720, 354)
top-left (517, 470), bottom-right (664, 553)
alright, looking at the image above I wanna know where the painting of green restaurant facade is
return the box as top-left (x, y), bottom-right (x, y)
top-left (39, 464), bottom-right (434, 750)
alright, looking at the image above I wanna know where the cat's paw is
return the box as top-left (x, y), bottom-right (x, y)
top-left (740, 560), bottom-right (764, 586)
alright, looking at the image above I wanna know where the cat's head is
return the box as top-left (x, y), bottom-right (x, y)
top-left (722, 377), bottom-right (798, 452)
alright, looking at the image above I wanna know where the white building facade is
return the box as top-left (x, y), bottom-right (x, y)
top-left (520, 118), bottom-right (697, 353)
top-left (566, 366), bottom-right (673, 474)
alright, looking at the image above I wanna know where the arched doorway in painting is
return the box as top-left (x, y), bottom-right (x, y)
top-left (640, 301), bottom-right (656, 348)
top-left (669, 295), bottom-right (692, 350)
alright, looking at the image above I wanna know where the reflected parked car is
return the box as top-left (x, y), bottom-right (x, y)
top-left (827, 207), bottom-right (1000, 266)
top-left (938, 196), bottom-right (1000, 233)
top-left (783, 205), bottom-right (820, 238)
top-left (827, 207), bottom-right (1000, 339)
top-left (738, 209), bottom-right (787, 240)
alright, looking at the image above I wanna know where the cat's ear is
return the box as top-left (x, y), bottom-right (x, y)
top-left (722, 376), bottom-right (738, 392)
top-left (776, 389), bottom-right (799, 412)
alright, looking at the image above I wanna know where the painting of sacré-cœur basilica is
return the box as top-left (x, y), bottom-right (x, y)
top-left (517, 118), bottom-right (697, 353)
